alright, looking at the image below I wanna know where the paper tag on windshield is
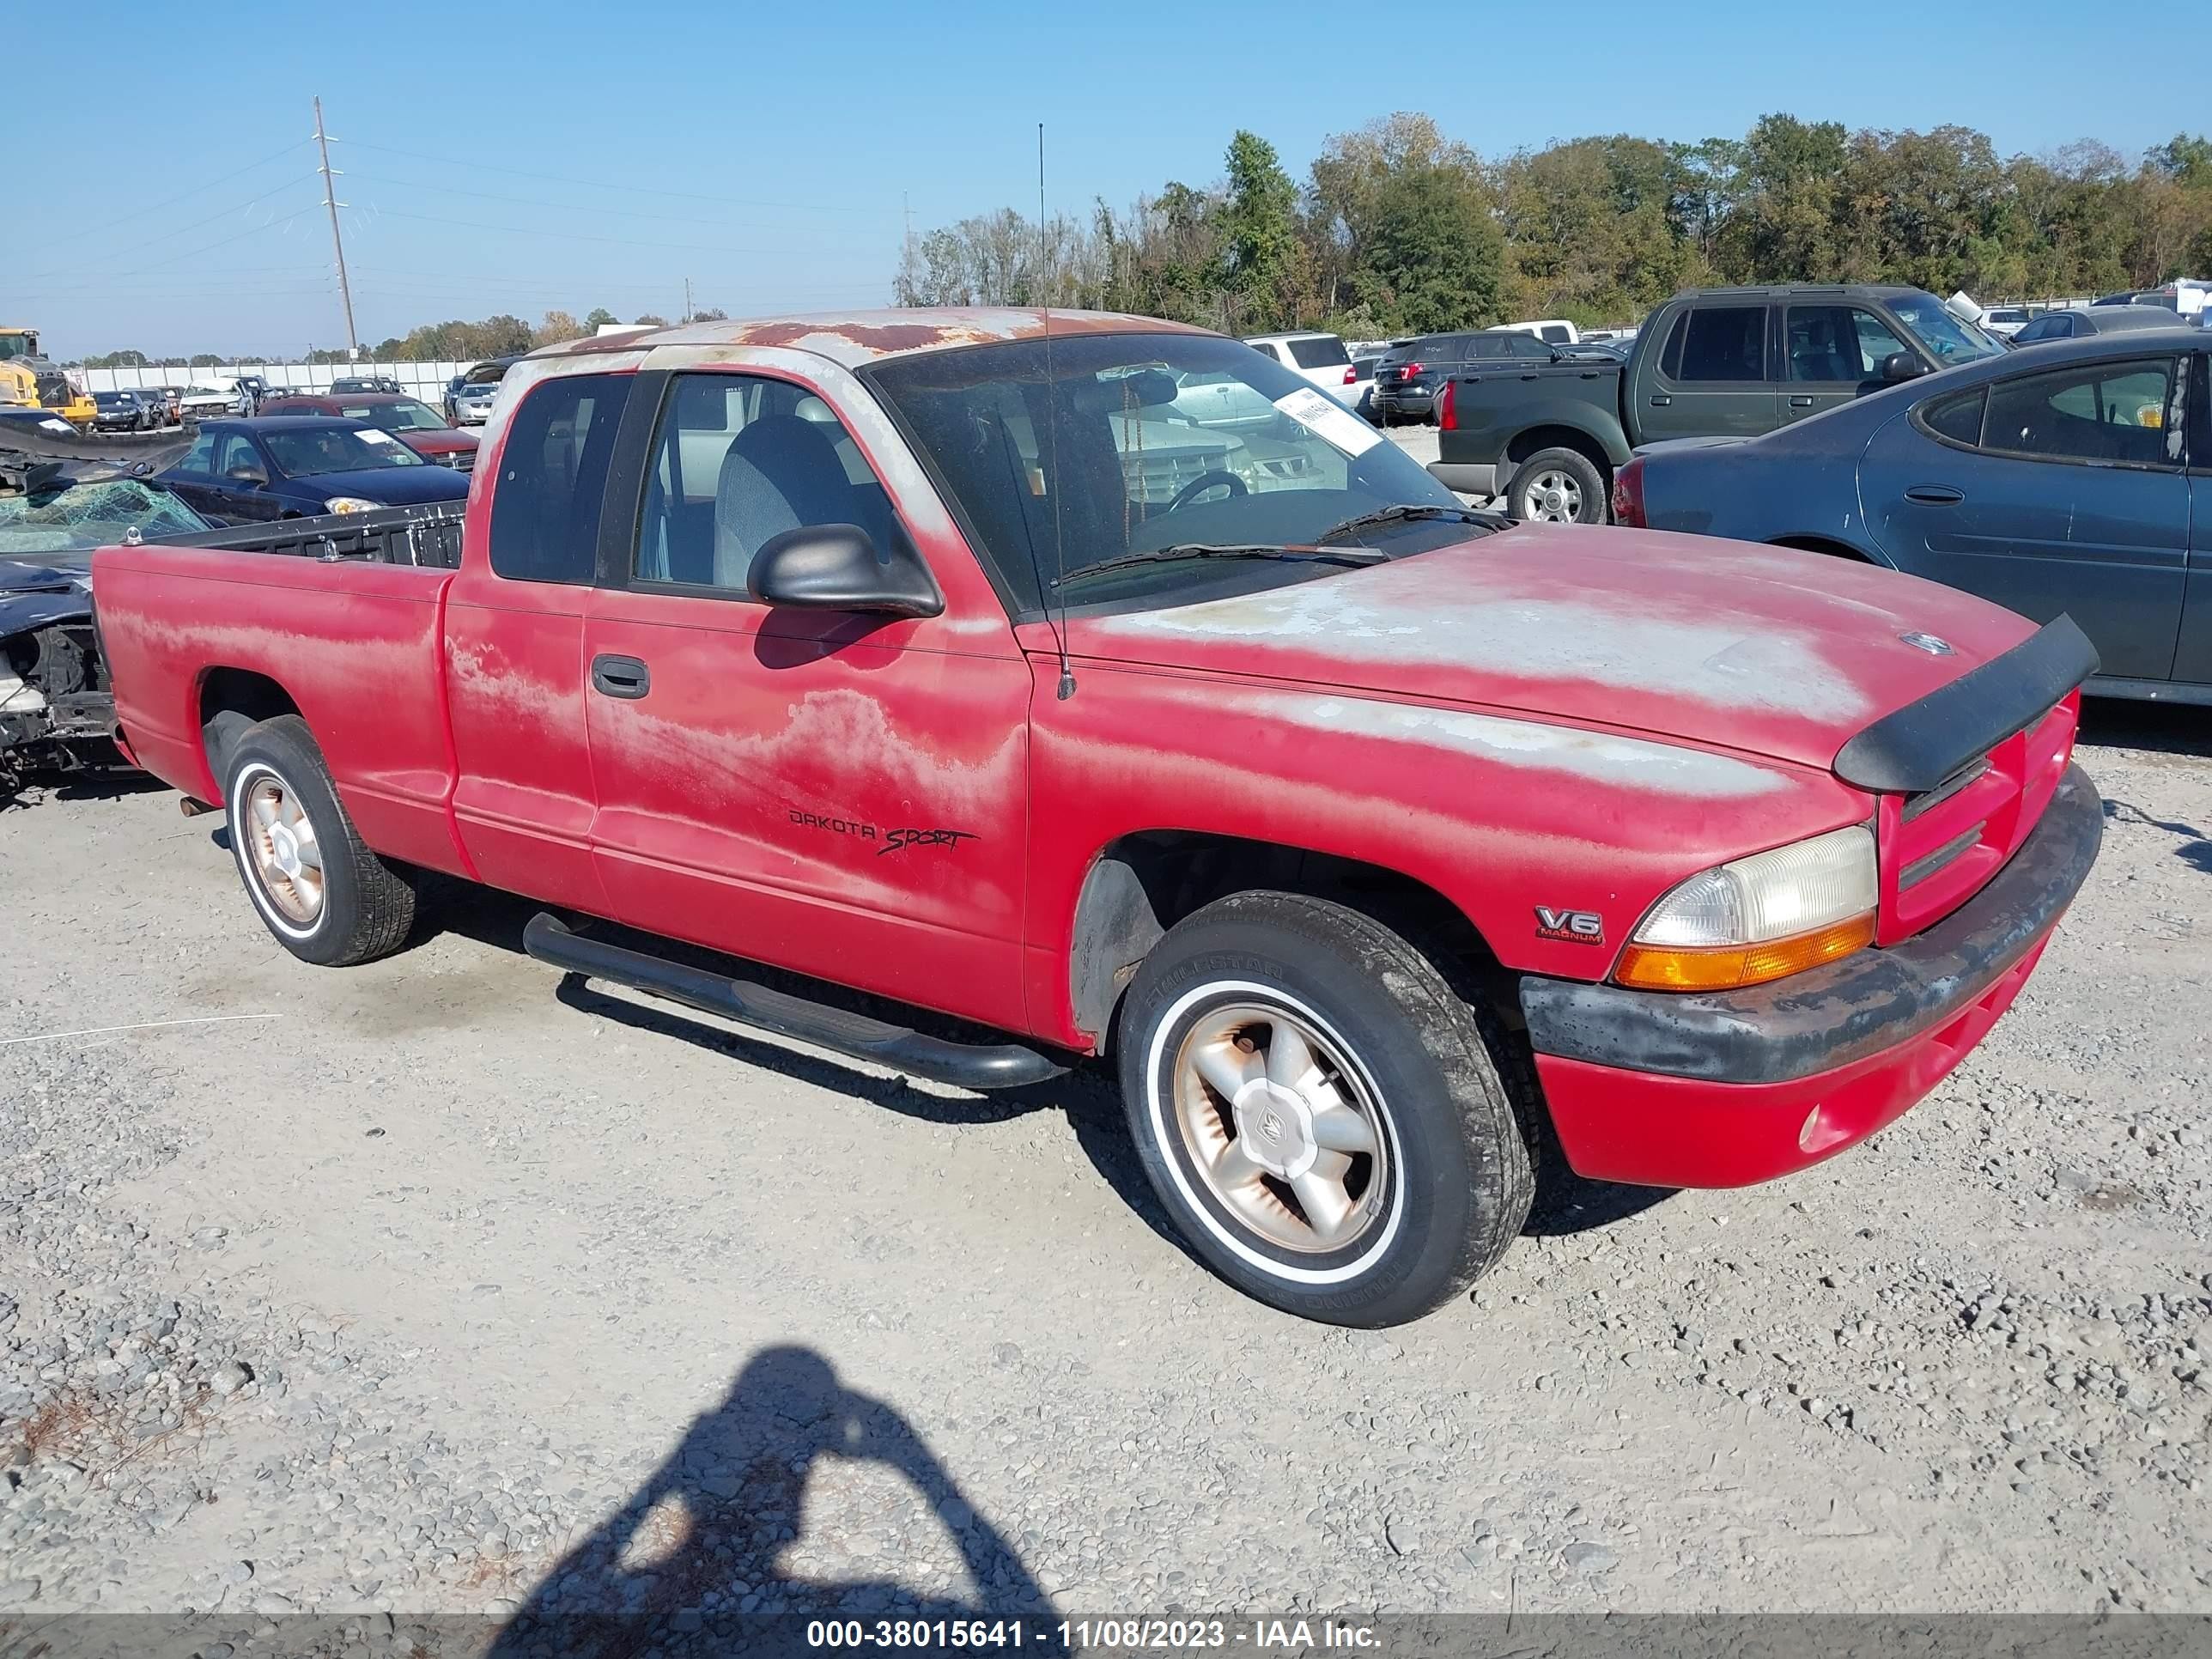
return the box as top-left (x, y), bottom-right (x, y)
top-left (354, 428), bottom-right (398, 445)
top-left (1272, 386), bottom-right (1382, 457)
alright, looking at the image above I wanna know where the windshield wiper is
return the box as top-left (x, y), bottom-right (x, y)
top-left (1056, 543), bottom-right (1389, 587)
top-left (1315, 502), bottom-right (1508, 545)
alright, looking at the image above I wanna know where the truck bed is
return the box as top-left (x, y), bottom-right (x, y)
top-left (137, 501), bottom-right (465, 568)
top-left (93, 507), bottom-right (469, 871)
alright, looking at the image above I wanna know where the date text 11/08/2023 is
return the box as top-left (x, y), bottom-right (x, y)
top-left (805, 1618), bottom-right (1382, 1650)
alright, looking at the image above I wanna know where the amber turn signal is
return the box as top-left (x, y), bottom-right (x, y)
top-left (1613, 913), bottom-right (1876, 992)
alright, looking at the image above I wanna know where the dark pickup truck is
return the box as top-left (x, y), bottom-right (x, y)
top-left (1429, 284), bottom-right (2008, 522)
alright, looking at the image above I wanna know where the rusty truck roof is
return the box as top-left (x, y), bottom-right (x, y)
top-left (529, 307), bottom-right (1213, 369)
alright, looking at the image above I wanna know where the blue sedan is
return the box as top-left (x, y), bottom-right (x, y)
top-left (155, 416), bottom-right (471, 525)
top-left (1616, 328), bottom-right (2211, 701)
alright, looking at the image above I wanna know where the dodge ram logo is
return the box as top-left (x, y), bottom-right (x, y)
top-left (1898, 631), bottom-right (1954, 656)
top-left (1535, 906), bottom-right (1604, 944)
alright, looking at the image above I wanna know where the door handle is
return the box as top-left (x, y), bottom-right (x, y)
top-left (1650, 394), bottom-right (1673, 406)
top-left (1789, 395), bottom-right (1815, 408)
top-left (590, 654), bottom-right (651, 699)
top-left (1903, 484), bottom-right (1965, 505)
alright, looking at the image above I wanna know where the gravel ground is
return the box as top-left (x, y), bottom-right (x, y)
top-left (2, 693), bottom-right (2209, 1640)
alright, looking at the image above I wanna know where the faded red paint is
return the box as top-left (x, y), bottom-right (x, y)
top-left (89, 309), bottom-right (2087, 1193)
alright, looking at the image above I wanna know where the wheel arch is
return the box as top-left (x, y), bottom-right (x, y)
top-left (196, 666), bottom-right (303, 799)
top-left (1066, 830), bottom-right (1511, 1050)
top-left (1504, 422), bottom-right (1624, 475)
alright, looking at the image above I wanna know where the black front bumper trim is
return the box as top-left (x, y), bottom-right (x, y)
top-left (1519, 763), bottom-right (2102, 1085)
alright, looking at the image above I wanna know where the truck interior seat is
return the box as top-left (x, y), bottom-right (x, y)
top-left (713, 414), bottom-right (871, 591)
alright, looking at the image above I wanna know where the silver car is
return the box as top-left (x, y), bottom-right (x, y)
top-left (450, 360), bottom-right (514, 426)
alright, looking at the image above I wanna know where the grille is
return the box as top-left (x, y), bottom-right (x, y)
top-left (1122, 444), bottom-right (1232, 506)
top-left (1875, 691), bottom-right (2077, 945)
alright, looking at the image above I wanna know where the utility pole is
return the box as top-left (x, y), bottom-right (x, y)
top-left (683, 276), bottom-right (693, 325)
top-left (313, 97), bottom-right (359, 361)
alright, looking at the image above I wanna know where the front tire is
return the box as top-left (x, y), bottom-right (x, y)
top-left (1117, 891), bottom-right (1534, 1327)
top-left (223, 714), bottom-right (416, 966)
top-left (1505, 447), bottom-right (1609, 524)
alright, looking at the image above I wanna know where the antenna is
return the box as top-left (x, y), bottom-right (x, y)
top-left (1038, 122), bottom-right (1075, 701)
top-left (313, 97), bottom-right (359, 361)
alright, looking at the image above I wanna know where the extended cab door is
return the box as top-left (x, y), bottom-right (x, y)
top-left (578, 367), bottom-right (1032, 1031)
top-left (1634, 301), bottom-right (1780, 442)
top-left (441, 369), bottom-right (636, 911)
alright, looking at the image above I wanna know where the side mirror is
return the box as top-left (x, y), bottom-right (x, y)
top-left (1881, 351), bottom-right (1928, 385)
top-left (224, 465), bottom-right (266, 485)
top-left (746, 523), bottom-right (942, 618)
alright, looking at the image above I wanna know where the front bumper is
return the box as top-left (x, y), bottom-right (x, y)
top-left (1518, 763), bottom-right (2102, 1188)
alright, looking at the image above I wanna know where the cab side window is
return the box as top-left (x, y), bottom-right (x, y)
top-left (633, 374), bottom-right (897, 594)
top-left (488, 373), bottom-right (633, 584)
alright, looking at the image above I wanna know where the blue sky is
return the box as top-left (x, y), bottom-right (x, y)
top-left (17, 0), bottom-right (2202, 359)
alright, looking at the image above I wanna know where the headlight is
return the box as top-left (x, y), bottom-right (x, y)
top-left (1615, 824), bottom-right (1877, 992)
top-left (323, 495), bottom-right (379, 514)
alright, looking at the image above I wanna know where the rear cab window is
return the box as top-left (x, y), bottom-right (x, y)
top-left (488, 373), bottom-right (635, 584)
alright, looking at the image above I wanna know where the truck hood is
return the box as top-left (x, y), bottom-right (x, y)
top-left (1065, 525), bottom-right (2041, 779)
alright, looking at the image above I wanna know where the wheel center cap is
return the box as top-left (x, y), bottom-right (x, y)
top-left (269, 822), bottom-right (302, 878)
top-left (1231, 1079), bottom-right (1317, 1179)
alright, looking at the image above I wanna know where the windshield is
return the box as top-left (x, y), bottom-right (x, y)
top-left (94, 392), bottom-right (131, 404)
top-left (0, 333), bottom-right (33, 362)
top-left (0, 480), bottom-right (210, 555)
top-left (1888, 293), bottom-right (2004, 365)
top-left (261, 424), bottom-right (424, 477)
top-left (345, 399), bottom-right (445, 431)
top-left (869, 332), bottom-right (1474, 613)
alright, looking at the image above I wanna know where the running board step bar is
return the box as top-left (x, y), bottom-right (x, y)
top-left (522, 913), bottom-right (1067, 1091)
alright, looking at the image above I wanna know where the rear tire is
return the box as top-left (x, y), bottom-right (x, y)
top-left (223, 714), bottom-right (415, 966)
top-left (1505, 447), bottom-right (1609, 525)
top-left (1117, 891), bottom-right (1534, 1327)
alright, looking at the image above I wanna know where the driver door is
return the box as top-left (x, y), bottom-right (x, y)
top-left (580, 368), bottom-right (1034, 1030)
top-left (206, 431), bottom-right (284, 524)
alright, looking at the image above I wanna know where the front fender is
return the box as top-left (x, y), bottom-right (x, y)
top-left (1023, 665), bottom-right (1864, 1049)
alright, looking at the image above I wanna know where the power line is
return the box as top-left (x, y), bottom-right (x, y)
top-left (363, 205), bottom-right (882, 261)
top-left (63, 138), bottom-right (313, 243)
top-left (341, 169), bottom-right (869, 235)
top-left (331, 137), bottom-right (887, 216)
top-left (12, 177), bottom-right (322, 287)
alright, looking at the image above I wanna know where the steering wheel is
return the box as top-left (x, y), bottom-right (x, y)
top-left (1164, 471), bottom-right (1248, 513)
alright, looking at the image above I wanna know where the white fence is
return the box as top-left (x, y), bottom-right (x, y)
top-left (78, 361), bottom-right (477, 400)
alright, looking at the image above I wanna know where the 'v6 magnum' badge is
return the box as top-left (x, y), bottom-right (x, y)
top-left (1535, 907), bottom-right (1604, 944)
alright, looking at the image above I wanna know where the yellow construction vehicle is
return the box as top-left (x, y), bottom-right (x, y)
top-left (0, 328), bottom-right (97, 428)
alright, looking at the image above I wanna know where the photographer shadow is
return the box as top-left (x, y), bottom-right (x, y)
top-left (489, 1346), bottom-right (1060, 1659)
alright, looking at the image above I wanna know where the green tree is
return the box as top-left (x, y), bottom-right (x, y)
top-left (1365, 161), bottom-right (1504, 331)
top-left (582, 307), bottom-right (619, 331)
top-left (1217, 130), bottom-right (1299, 331)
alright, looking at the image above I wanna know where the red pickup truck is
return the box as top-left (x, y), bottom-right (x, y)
top-left (92, 310), bottom-right (2102, 1327)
